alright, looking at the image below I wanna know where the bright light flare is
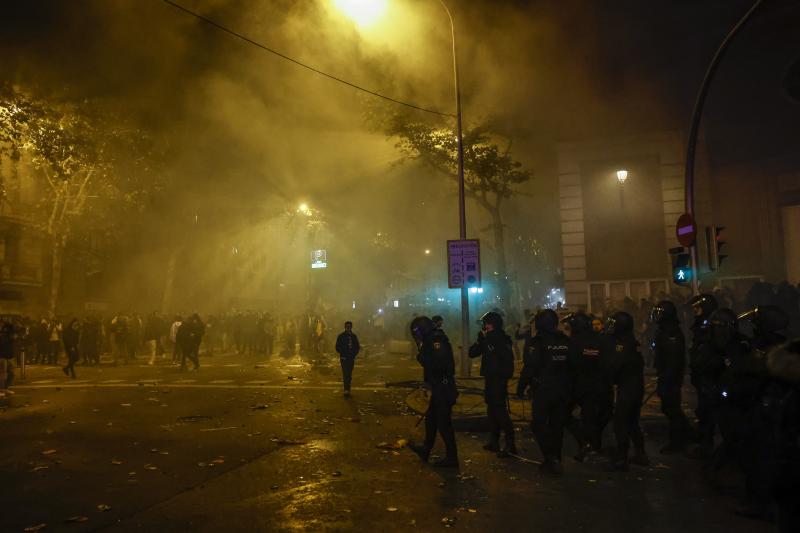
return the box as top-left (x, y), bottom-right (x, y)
top-left (616, 169), bottom-right (628, 184)
top-left (332, 0), bottom-right (388, 27)
top-left (298, 202), bottom-right (310, 215)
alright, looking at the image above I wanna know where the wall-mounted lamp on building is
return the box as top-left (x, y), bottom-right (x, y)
top-left (616, 169), bottom-right (629, 184)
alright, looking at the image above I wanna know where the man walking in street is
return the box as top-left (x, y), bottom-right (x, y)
top-left (335, 321), bottom-right (360, 397)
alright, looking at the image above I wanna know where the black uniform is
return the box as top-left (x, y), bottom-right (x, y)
top-left (416, 328), bottom-right (458, 461)
top-left (566, 329), bottom-right (611, 452)
top-left (517, 330), bottom-right (573, 464)
top-left (607, 333), bottom-right (647, 464)
top-left (690, 333), bottom-right (728, 455)
top-left (757, 341), bottom-right (800, 532)
top-left (469, 329), bottom-right (516, 452)
top-left (689, 314), bottom-right (717, 454)
top-left (653, 322), bottom-right (693, 450)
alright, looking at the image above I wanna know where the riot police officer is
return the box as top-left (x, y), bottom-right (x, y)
top-left (468, 311), bottom-right (516, 457)
top-left (606, 311), bottom-right (650, 471)
top-left (687, 293), bottom-right (720, 459)
top-left (517, 309), bottom-right (574, 475)
top-left (731, 306), bottom-right (789, 519)
top-left (651, 300), bottom-right (693, 453)
top-left (408, 316), bottom-right (459, 468)
top-left (563, 311), bottom-right (610, 460)
top-left (761, 340), bottom-right (800, 532)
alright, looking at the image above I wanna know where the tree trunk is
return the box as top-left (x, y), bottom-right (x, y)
top-left (488, 205), bottom-right (512, 307)
top-left (160, 248), bottom-right (178, 315)
top-left (48, 235), bottom-right (66, 317)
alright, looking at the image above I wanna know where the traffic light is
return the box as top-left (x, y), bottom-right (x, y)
top-left (669, 246), bottom-right (692, 285)
top-left (706, 225), bottom-right (727, 270)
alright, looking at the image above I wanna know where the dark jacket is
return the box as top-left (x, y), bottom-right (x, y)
top-left (468, 329), bottom-right (514, 380)
top-left (335, 331), bottom-right (360, 360)
top-left (569, 330), bottom-right (607, 394)
top-left (417, 328), bottom-right (455, 386)
top-left (517, 330), bottom-right (573, 396)
top-left (653, 322), bottom-right (686, 387)
top-left (606, 333), bottom-right (644, 390)
top-left (0, 322), bottom-right (14, 359)
top-left (62, 324), bottom-right (80, 350)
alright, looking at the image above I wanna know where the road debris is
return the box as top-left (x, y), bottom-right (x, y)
top-left (96, 504), bottom-right (111, 512)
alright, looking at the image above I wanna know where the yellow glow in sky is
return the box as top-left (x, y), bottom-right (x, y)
top-left (332, 0), bottom-right (388, 28)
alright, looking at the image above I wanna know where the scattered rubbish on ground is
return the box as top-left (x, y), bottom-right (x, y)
top-left (177, 415), bottom-right (212, 423)
top-left (376, 439), bottom-right (407, 450)
top-left (24, 524), bottom-right (47, 532)
top-left (271, 438), bottom-right (307, 446)
top-left (96, 504), bottom-right (111, 512)
top-left (41, 449), bottom-right (56, 456)
top-left (250, 404), bottom-right (268, 410)
top-left (120, 403), bottom-right (132, 407)
top-left (331, 471), bottom-right (342, 477)
top-left (200, 426), bottom-right (237, 432)
top-left (64, 516), bottom-right (89, 523)
top-left (386, 507), bottom-right (398, 512)
top-left (30, 465), bottom-right (49, 472)
top-left (143, 464), bottom-right (158, 471)
top-left (111, 459), bottom-right (123, 465)
top-left (441, 516), bottom-right (457, 527)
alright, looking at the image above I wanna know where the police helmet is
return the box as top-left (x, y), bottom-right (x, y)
top-left (606, 311), bottom-right (634, 336)
top-left (688, 293), bottom-right (718, 317)
top-left (562, 312), bottom-right (591, 335)
top-left (410, 316), bottom-right (435, 345)
top-left (650, 300), bottom-right (678, 325)
top-left (737, 306), bottom-right (789, 334)
top-left (480, 311), bottom-right (504, 330)
top-left (534, 309), bottom-right (559, 332)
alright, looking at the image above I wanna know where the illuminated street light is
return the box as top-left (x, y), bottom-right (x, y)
top-left (424, 249), bottom-right (431, 255)
top-left (337, 0), bottom-right (471, 376)
top-left (332, 0), bottom-right (388, 28)
top-left (616, 169), bottom-right (629, 184)
top-left (298, 202), bottom-right (310, 215)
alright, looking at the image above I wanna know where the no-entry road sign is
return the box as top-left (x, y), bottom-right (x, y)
top-left (676, 213), bottom-right (697, 247)
top-left (447, 239), bottom-right (480, 289)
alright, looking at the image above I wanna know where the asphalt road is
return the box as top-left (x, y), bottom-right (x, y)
top-left (1, 348), bottom-right (771, 532)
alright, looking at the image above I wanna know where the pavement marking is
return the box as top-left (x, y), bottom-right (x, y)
top-left (363, 382), bottom-right (385, 387)
top-left (376, 365), bottom-right (395, 369)
top-left (209, 380), bottom-right (234, 384)
top-left (101, 379), bottom-right (126, 383)
top-left (173, 379), bottom-right (196, 383)
top-left (223, 364), bottom-right (242, 367)
top-left (245, 380), bottom-right (269, 385)
top-left (31, 380), bottom-right (56, 384)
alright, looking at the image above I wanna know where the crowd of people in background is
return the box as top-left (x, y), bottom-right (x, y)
top-left (0, 308), bottom-right (345, 387)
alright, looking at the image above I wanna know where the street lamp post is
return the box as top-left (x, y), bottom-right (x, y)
top-left (334, 0), bottom-right (471, 375)
top-left (436, 0), bottom-right (470, 376)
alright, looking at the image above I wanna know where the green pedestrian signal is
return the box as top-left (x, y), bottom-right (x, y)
top-left (673, 267), bottom-right (692, 284)
top-left (669, 246), bottom-right (691, 286)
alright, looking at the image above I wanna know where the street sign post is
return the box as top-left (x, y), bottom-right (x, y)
top-left (447, 239), bottom-right (480, 289)
top-left (675, 213), bottom-right (697, 247)
top-left (310, 249), bottom-right (327, 269)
